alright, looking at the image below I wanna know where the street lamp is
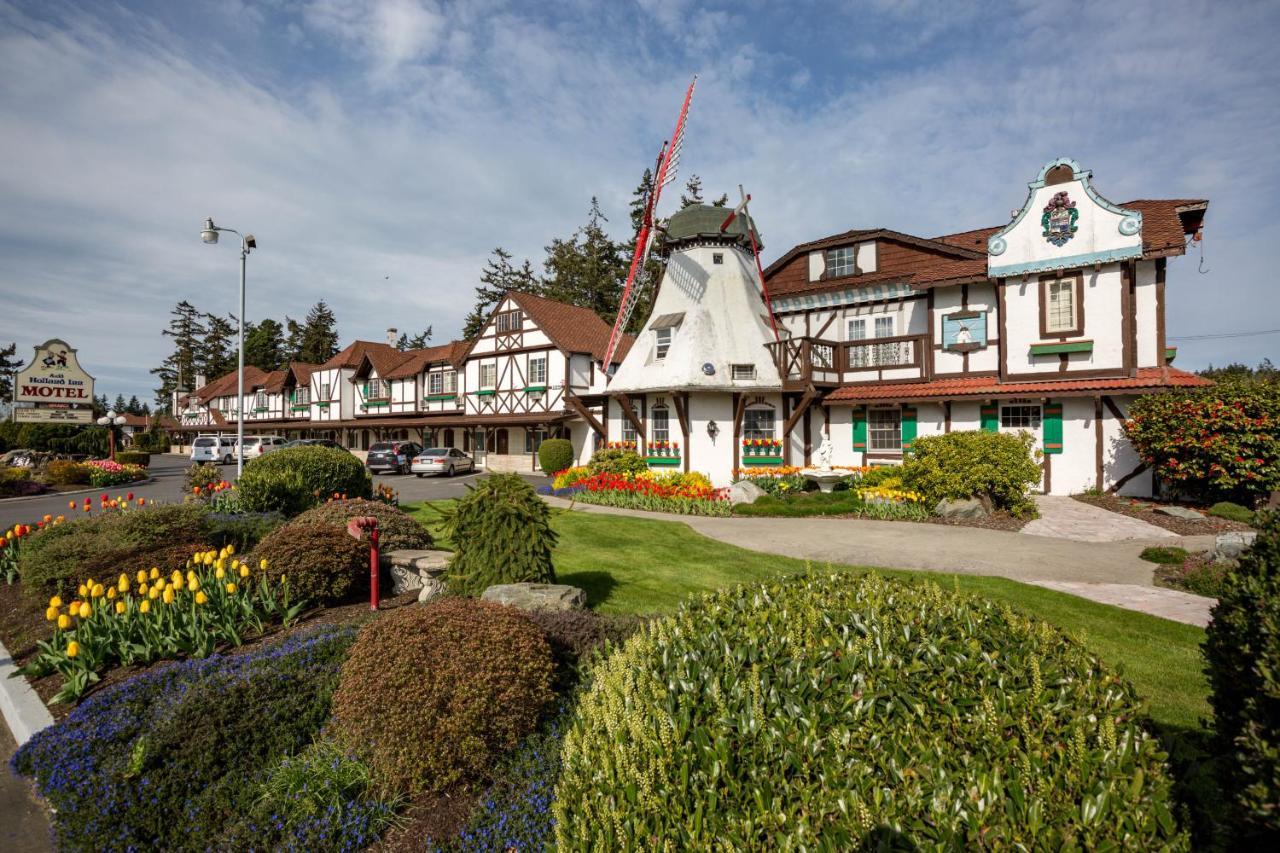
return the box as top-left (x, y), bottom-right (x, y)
top-left (97, 409), bottom-right (127, 460)
top-left (200, 217), bottom-right (257, 478)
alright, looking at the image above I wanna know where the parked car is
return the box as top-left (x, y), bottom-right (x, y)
top-left (365, 441), bottom-right (421, 474)
top-left (411, 447), bottom-right (475, 477)
top-left (190, 435), bottom-right (237, 465)
top-left (281, 438), bottom-right (351, 452)
top-left (237, 435), bottom-right (287, 461)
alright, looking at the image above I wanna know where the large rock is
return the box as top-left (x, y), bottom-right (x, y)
top-left (381, 549), bottom-right (450, 596)
top-left (1213, 531), bottom-right (1258, 564)
top-left (726, 480), bottom-right (766, 506)
top-left (1155, 505), bottom-right (1206, 520)
top-left (481, 582), bottom-right (587, 613)
top-left (934, 497), bottom-right (990, 520)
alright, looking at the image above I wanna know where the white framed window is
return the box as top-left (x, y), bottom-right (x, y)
top-left (826, 246), bottom-right (857, 277)
top-left (529, 356), bottom-right (547, 385)
top-left (655, 327), bottom-right (673, 360)
top-left (731, 364), bottom-right (756, 380)
top-left (1001, 404), bottom-right (1042, 431)
top-left (874, 316), bottom-right (895, 338)
top-left (743, 406), bottom-right (776, 441)
top-left (443, 370), bottom-right (457, 393)
top-left (651, 407), bottom-right (670, 443)
top-left (428, 372), bottom-right (443, 395)
top-left (496, 310), bottom-right (523, 333)
top-left (365, 379), bottom-right (389, 400)
top-left (848, 317), bottom-right (869, 368)
top-left (479, 363), bottom-right (497, 389)
top-left (319, 382), bottom-right (330, 401)
top-left (869, 408), bottom-right (902, 452)
top-left (874, 315), bottom-right (897, 365)
top-left (292, 387), bottom-right (310, 405)
top-left (1045, 279), bottom-right (1077, 333)
top-left (621, 401), bottom-right (638, 444)
top-left (253, 391), bottom-right (266, 410)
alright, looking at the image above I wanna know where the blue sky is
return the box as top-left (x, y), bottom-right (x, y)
top-left (1, 0), bottom-right (1277, 403)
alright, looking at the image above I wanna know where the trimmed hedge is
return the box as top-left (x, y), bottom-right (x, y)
top-left (902, 430), bottom-right (1043, 517)
top-left (441, 474), bottom-right (556, 597)
top-left (291, 498), bottom-right (433, 552)
top-left (250, 522), bottom-right (369, 605)
top-left (331, 598), bottom-right (555, 797)
top-left (238, 446), bottom-right (371, 516)
top-left (537, 438), bottom-right (575, 476)
top-left (556, 573), bottom-right (1185, 849)
top-left (114, 451), bottom-right (150, 467)
top-left (1204, 511), bottom-right (1280, 838)
top-left (45, 460), bottom-right (90, 485)
top-left (586, 448), bottom-right (647, 476)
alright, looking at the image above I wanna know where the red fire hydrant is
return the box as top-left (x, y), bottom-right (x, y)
top-left (347, 516), bottom-right (380, 611)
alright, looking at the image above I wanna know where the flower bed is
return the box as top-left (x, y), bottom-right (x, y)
top-left (544, 469), bottom-right (730, 517)
top-left (84, 458), bottom-right (147, 488)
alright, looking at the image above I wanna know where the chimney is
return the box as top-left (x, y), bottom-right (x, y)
top-left (194, 373), bottom-right (207, 390)
top-left (386, 327), bottom-right (398, 346)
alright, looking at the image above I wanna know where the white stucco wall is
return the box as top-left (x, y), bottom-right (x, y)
top-left (1134, 261), bottom-right (1159, 368)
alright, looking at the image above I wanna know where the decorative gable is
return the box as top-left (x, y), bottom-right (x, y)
top-left (987, 158), bottom-right (1143, 278)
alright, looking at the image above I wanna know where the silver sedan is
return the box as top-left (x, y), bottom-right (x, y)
top-left (411, 447), bottom-right (475, 477)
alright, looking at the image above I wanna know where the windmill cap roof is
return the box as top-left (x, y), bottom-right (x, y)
top-left (662, 204), bottom-right (762, 251)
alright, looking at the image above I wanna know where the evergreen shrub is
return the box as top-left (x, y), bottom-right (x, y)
top-left (250, 522), bottom-right (368, 605)
top-left (556, 573), bottom-right (1185, 849)
top-left (1203, 511), bottom-right (1280, 837)
top-left (586, 448), bottom-right (647, 476)
top-left (441, 474), bottom-right (556, 597)
top-left (330, 598), bottom-right (555, 797)
top-left (901, 430), bottom-right (1043, 517)
top-left (204, 512), bottom-right (286, 553)
top-left (291, 498), bottom-right (433, 552)
top-left (238, 446), bottom-right (371, 516)
top-left (114, 451), bottom-right (150, 467)
top-left (44, 460), bottom-right (91, 485)
top-left (537, 438), bottom-right (575, 476)
top-left (1208, 501), bottom-right (1257, 526)
top-left (11, 626), bottom-right (357, 851)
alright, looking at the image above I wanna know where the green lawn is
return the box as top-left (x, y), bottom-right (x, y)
top-left (406, 500), bottom-right (1209, 731)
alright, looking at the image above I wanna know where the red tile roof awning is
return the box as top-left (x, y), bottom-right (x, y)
top-left (825, 367), bottom-right (1210, 403)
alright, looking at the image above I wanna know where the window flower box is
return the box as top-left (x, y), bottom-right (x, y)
top-left (646, 456), bottom-right (681, 466)
top-left (424, 394), bottom-right (458, 402)
top-left (605, 441), bottom-right (637, 451)
top-left (646, 440), bottom-right (680, 465)
top-left (741, 455), bottom-right (784, 466)
top-left (741, 438), bottom-right (782, 456)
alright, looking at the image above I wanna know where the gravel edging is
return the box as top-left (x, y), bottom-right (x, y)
top-left (0, 637), bottom-right (53, 746)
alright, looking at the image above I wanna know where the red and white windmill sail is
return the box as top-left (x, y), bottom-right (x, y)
top-left (601, 76), bottom-right (697, 372)
top-left (720, 185), bottom-right (779, 341)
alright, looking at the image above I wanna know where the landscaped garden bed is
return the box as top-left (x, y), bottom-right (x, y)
top-left (540, 450), bottom-right (730, 516)
top-left (1074, 493), bottom-right (1255, 536)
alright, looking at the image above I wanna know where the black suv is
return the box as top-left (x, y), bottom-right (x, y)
top-left (365, 441), bottom-right (421, 474)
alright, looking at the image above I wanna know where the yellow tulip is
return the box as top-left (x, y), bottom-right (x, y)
top-left (85, 577), bottom-right (97, 591)
top-left (225, 582), bottom-right (237, 594)
top-left (66, 641), bottom-right (79, 658)
top-left (106, 587), bottom-right (116, 600)
top-left (57, 614), bottom-right (71, 630)
top-left (139, 599), bottom-right (151, 614)
top-left (45, 606), bottom-right (58, 621)
top-left (115, 601), bottom-right (126, 615)
top-left (77, 583), bottom-right (87, 597)
top-left (48, 595), bottom-right (62, 609)
top-left (215, 567), bottom-right (225, 580)
top-left (259, 558), bottom-right (269, 571)
top-left (138, 583), bottom-right (149, 596)
top-left (118, 573), bottom-right (129, 591)
top-left (162, 588), bottom-right (174, 604)
top-left (186, 569), bottom-right (196, 582)
top-left (195, 591), bottom-right (208, 605)
top-left (78, 602), bottom-right (91, 619)
top-left (90, 584), bottom-right (104, 599)
top-left (225, 543), bottom-right (235, 556)
top-left (136, 570), bottom-right (147, 585)
top-left (239, 565), bottom-right (250, 578)
top-left (279, 573), bottom-right (286, 584)
top-left (148, 586), bottom-right (160, 600)
top-left (188, 577), bottom-right (200, 593)
top-left (149, 567), bottom-right (159, 580)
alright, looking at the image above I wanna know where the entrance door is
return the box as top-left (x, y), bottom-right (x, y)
top-left (473, 429), bottom-right (486, 466)
top-left (496, 428), bottom-right (509, 455)
top-left (999, 403), bottom-right (1045, 491)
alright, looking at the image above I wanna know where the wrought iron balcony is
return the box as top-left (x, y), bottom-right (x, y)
top-left (766, 334), bottom-right (929, 389)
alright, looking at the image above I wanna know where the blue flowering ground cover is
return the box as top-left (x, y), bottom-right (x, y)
top-left (535, 484), bottom-right (586, 498)
top-left (10, 625), bottom-right (381, 852)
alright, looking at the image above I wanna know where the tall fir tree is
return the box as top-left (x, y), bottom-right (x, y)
top-left (283, 317), bottom-right (305, 363)
top-left (394, 328), bottom-right (433, 351)
top-left (680, 174), bottom-right (704, 207)
top-left (126, 395), bottom-right (144, 415)
top-left (244, 318), bottom-right (286, 370)
top-left (0, 342), bottom-right (25, 403)
top-left (200, 313), bottom-right (238, 379)
top-left (151, 301), bottom-right (207, 409)
top-left (113, 394), bottom-right (127, 414)
top-left (295, 301), bottom-right (341, 364)
top-left (463, 248), bottom-right (542, 339)
top-left (542, 198), bottom-right (627, 322)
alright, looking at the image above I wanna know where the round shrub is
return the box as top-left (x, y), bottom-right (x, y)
top-left (901, 429), bottom-right (1043, 516)
top-left (250, 521), bottom-right (369, 605)
top-left (45, 459), bottom-right (90, 485)
top-left (185, 461), bottom-right (226, 494)
top-left (291, 498), bottom-right (433, 552)
top-left (442, 474), bottom-right (556, 597)
top-left (1204, 511), bottom-right (1280, 838)
top-left (537, 438), bottom-right (575, 476)
top-left (330, 598), bottom-right (555, 797)
top-left (556, 573), bottom-right (1185, 849)
top-left (238, 445), bottom-right (371, 516)
top-left (586, 448), bottom-right (647, 475)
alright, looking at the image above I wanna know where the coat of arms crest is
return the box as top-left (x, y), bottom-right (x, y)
top-left (1041, 191), bottom-right (1079, 246)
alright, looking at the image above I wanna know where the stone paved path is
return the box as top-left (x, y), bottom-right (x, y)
top-left (1022, 495), bottom-right (1178, 543)
top-left (1028, 581), bottom-right (1214, 627)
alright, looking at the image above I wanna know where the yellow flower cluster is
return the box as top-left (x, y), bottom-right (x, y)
top-left (858, 485), bottom-right (926, 504)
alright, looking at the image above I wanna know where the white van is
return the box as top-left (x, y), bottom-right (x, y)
top-left (238, 435), bottom-right (287, 461)
top-left (191, 435), bottom-right (237, 465)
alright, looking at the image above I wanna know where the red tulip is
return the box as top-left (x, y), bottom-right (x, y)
top-left (126, 492), bottom-right (134, 501)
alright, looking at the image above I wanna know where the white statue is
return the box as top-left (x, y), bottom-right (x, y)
top-left (815, 435), bottom-right (834, 471)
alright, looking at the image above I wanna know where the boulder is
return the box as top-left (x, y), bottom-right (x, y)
top-left (726, 480), bottom-right (766, 506)
top-left (481, 582), bottom-right (587, 613)
top-left (1155, 505), bottom-right (1206, 520)
top-left (934, 497), bottom-right (990, 520)
top-left (417, 577), bottom-right (448, 604)
top-left (380, 548), bottom-right (450, 596)
top-left (1212, 531), bottom-right (1258, 564)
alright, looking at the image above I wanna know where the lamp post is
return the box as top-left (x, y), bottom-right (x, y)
top-left (97, 410), bottom-right (127, 460)
top-left (201, 218), bottom-right (257, 478)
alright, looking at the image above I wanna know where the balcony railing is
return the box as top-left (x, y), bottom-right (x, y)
top-left (767, 334), bottom-right (928, 387)
top-left (844, 335), bottom-right (922, 371)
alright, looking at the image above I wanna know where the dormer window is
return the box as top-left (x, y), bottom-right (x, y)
top-left (496, 310), bottom-right (523, 333)
top-left (826, 246), bottom-right (857, 277)
top-left (655, 327), bottom-right (673, 360)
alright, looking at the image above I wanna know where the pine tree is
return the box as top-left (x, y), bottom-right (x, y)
top-left (542, 198), bottom-right (627, 322)
top-left (244, 318), bottom-right (286, 370)
top-left (394, 332), bottom-right (410, 351)
top-left (0, 342), bottom-right (24, 403)
top-left (283, 317), bottom-right (305, 363)
top-left (407, 328), bottom-right (433, 348)
top-left (151, 301), bottom-right (207, 405)
top-left (140, 402), bottom-right (151, 416)
top-left (680, 175), bottom-right (704, 208)
top-left (201, 313), bottom-right (237, 379)
top-left (113, 394), bottom-right (127, 414)
top-left (463, 248), bottom-right (542, 339)
top-left (295, 301), bottom-right (340, 364)
top-left (126, 395), bottom-right (143, 415)
top-left (92, 394), bottom-right (108, 419)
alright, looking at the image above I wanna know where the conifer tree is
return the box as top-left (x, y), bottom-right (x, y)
top-left (542, 198), bottom-right (627, 322)
top-left (244, 318), bottom-right (286, 370)
top-left (151, 300), bottom-right (207, 406)
top-left (463, 248), bottom-right (541, 339)
top-left (295, 301), bottom-right (341, 364)
top-left (680, 174), bottom-right (704, 208)
top-left (0, 342), bottom-right (24, 403)
top-left (200, 313), bottom-right (237, 379)
top-left (113, 394), bottom-right (127, 414)
top-left (126, 395), bottom-right (143, 415)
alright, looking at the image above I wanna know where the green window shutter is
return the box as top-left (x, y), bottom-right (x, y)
top-left (852, 406), bottom-right (867, 451)
top-left (980, 404), bottom-right (999, 433)
top-left (1043, 403), bottom-right (1064, 454)
top-left (901, 406), bottom-right (917, 451)
top-left (362, 382), bottom-right (369, 397)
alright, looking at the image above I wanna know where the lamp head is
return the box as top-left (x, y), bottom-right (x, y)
top-left (201, 217), bottom-right (219, 244)
top-left (244, 234), bottom-right (257, 251)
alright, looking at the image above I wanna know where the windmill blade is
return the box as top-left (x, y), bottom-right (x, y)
top-left (654, 76), bottom-right (696, 194)
top-left (726, 184), bottom-right (779, 342)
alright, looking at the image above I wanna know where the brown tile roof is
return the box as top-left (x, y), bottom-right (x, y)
top-left (826, 367), bottom-right (1210, 403)
top-left (504, 291), bottom-right (635, 363)
top-left (383, 340), bottom-right (468, 379)
top-left (321, 340), bottom-right (400, 370)
top-left (119, 414), bottom-right (150, 427)
top-left (1125, 199), bottom-right (1207, 259)
top-left (931, 226), bottom-right (1003, 253)
top-left (288, 362), bottom-right (319, 385)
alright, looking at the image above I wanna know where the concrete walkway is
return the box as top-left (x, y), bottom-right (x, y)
top-left (1022, 495), bottom-right (1178, 543)
top-left (544, 497), bottom-right (1215, 626)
